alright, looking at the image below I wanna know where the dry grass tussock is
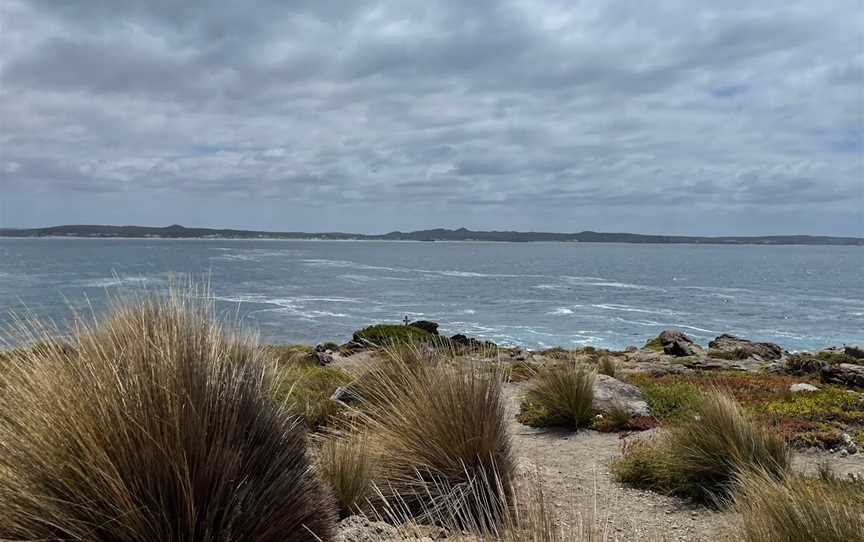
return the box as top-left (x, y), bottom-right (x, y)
top-left (0, 286), bottom-right (336, 541)
top-left (519, 363), bottom-right (596, 428)
top-left (733, 468), bottom-right (864, 542)
top-left (613, 390), bottom-right (790, 504)
top-left (314, 427), bottom-right (379, 518)
top-left (355, 344), bottom-right (514, 527)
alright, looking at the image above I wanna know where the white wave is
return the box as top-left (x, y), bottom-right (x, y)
top-left (458, 309), bottom-right (477, 314)
top-left (81, 276), bottom-right (152, 288)
top-left (533, 283), bottom-right (567, 290)
top-left (549, 307), bottom-right (574, 315)
top-left (304, 310), bottom-right (349, 318)
top-left (214, 253), bottom-right (261, 261)
top-left (591, 303), bottom-right (684, 316)
top-left (585, 281), bottom-right (660, 291)
top-left (302, 259), bottom-right (401, 272)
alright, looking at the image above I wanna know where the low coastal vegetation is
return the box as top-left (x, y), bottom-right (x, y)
top-left (517, 363), bottom-right (595, 429)
top-left (733, 468), bottom-right (864, 542)
top-left (612, 390), bottom-right (790, 504)
top-left (1, 304), bottom-right (862, 541)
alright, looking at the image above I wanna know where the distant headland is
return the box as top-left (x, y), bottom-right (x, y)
top-left (0, 224), bottom-right (861, 245)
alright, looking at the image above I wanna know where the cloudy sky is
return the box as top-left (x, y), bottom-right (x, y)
top-left (1, 1), bottom-right (862, 235)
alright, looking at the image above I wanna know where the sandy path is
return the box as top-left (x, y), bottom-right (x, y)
top-left (504, 383), bottom-right (736, 541)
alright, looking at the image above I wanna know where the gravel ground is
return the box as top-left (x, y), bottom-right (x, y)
top-left (504, 383), bottom-right (736, 541)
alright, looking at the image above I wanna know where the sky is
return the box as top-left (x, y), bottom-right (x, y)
top-left (0, 0), bottom-right (862, 236)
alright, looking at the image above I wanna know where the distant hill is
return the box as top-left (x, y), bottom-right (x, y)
top-left (0, 224), bottom-right (861, 245)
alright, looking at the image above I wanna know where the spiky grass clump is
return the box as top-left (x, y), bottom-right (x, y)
top-left (733, 469), bottom-right (864, 542)
top-left (315, 429), bottom-right (378, 518)
top-left (613, 391), bottom-right (790, 504)
top-left (518, 364), bottom-right (595, 429)
top-left (358, 346), bottom-right (513, 526)
top-left (597, 355), bottom-right (618, 378)
top-left (0, 288), bottom-right (336, 541)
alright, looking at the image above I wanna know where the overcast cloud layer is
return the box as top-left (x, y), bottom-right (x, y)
top-left (1, 0), bottom-right (862, 235)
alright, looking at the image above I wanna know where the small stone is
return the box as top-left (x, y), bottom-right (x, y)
top-left (789, 383), bottom-right (819, 393)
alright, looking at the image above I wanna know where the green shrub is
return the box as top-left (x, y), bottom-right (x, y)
top-left (637, 380), bottom-right (701, 420)
top-left (275, 365), bottom-right (353, 430)
top-left (710, 348), bottom-right (751, 361)
top-left (816, 351), bottom-right (860, 365)
top-left (0, 287), bottom-right (336, 541)
top-left (352, 324), bottom-right (434, 346)
top-left (733, 469), bottom-right (864, 542)
top-left (644, 336), bottom-right (663, 352)
top-left (613, 391), bottom-right (790, 504)
top-left (784, 354), bottom-right (826, 375)
top-left (591, 401), bottom-right (632, 432)
top-left (518, 364), bottom-right (595, 429)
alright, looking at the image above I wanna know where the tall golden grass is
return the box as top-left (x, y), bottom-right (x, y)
top-left (521, 363), bottom-right (596, 428)
top-left (0, 287), bottom-right (335, 541)
top-left (733, 468), bottom-right (864, 542)
top-left (356, 344), bottom-right (514, 527)
top-left (613, 390), bottom-right (790, 504)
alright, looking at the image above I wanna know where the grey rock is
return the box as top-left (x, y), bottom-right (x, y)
top-left (409, 320), bottom-right (440, 335)
top-left (313, 344), bottom-right (335, 365)
top-left (789, 383), bottom-right (819, 393)
top-left (657, 329), bottom-right (702, 357)
top-left (708, 334), bottom-right (784, 360)
top-left (821, 363), bottom-right (864, 388)
top-left (592, 374), bottom-right (651, 417)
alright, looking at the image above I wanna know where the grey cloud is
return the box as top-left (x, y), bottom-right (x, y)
top-left (0, 0), bottom-right (862, 234)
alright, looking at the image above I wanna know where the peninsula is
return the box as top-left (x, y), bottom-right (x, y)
top-left (1, 224), bottom-right (862, 245)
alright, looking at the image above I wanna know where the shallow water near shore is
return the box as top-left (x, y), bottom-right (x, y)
top-left (0, 238), bottom-right (861, 350)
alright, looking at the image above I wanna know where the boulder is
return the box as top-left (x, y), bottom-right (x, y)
top-left (845, 345), bottom-right (864, 360)
top-left (708, 334), bottom-right (784, 361)
top-left (449, 334), bottom-right (497, 350)
top-left (657, 329), bottom-right (701, 357)
top-left (340, 340), bottom-right (368, 354)
top-left (313, 344), bottom-right (334, 365)
top-left (821, 363), bottom-right (864, 388)
top-left (592, 374), bottom-right (651, 417)
top-left (409, 320), bottom-right (440, 335)
top-left (789, 383), bottom-right (819, 393)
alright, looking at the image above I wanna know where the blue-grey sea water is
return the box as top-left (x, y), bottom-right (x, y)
top-left (0, 238), bottom-right (861, 351)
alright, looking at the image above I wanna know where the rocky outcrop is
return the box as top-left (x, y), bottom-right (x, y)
top-left (821, 363), bottom-right (864, 388)
top-left (449, 334), bottom-right (497, 350)
top-left (592, 374), bottom-right (651, 417)
top-left (409, 320), bottom-right (440, 335)
top-left (656, 329), bottom-right (701, 357)
top-left (313, 344), bottom-right (335, 365)
top-left (708, 334), bottom-right (784, 360)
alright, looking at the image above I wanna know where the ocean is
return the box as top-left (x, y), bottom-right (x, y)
top-left (0, 238), bottom-right (861, 351)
